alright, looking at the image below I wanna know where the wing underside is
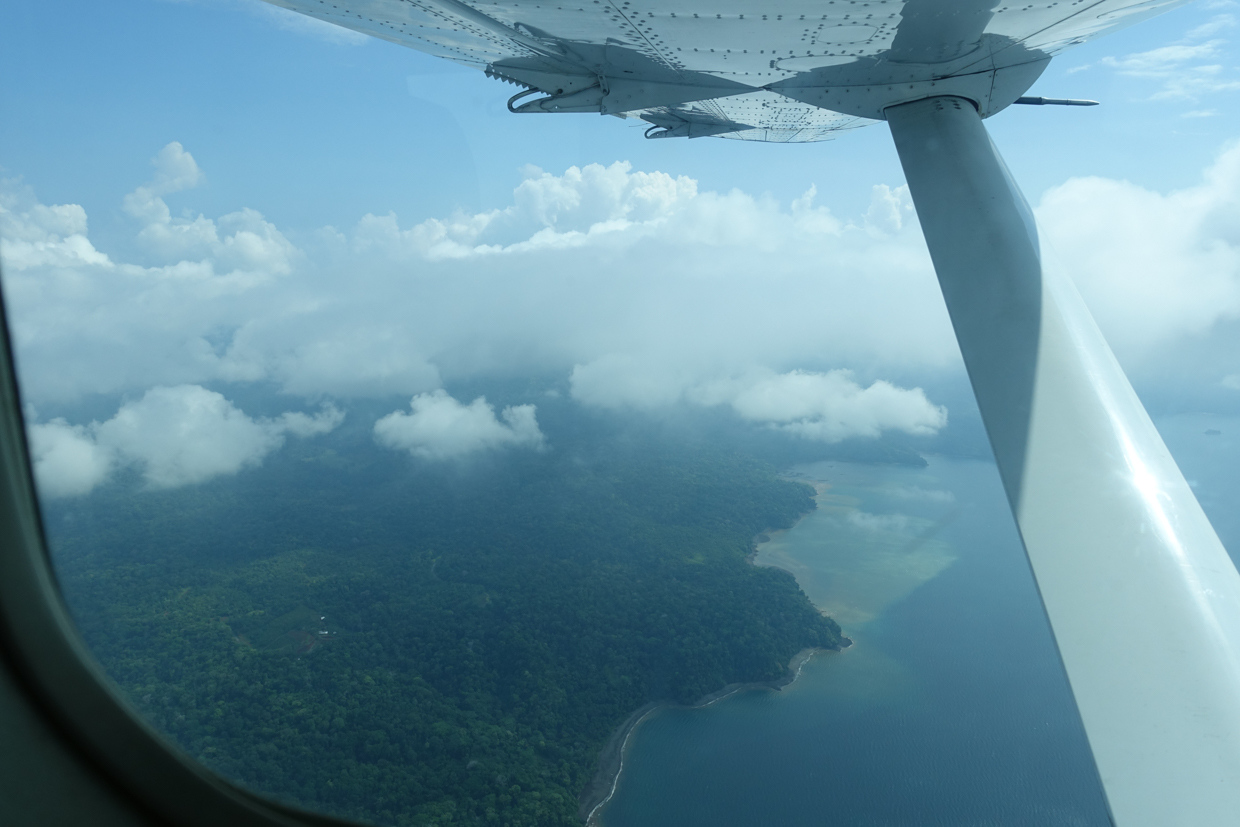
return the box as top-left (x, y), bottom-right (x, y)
top-left (265, 0), bottom-right (1190, 141)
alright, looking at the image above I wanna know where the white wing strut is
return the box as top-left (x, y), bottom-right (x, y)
top-left (887, 96), bottom-right (1240, 826)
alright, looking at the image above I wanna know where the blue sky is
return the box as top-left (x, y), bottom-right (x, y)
top-left (3, 0), bottom-right (1240, 235)
top-left (3, 0), bottom-right (1240, 496)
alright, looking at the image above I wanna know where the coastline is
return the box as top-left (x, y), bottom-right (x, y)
top-left (578, 646), bottom-right (842, 826)
top-left (747, 479), bottom-right (827, 563)
top-left (579, 479), bottom-right (848, 826)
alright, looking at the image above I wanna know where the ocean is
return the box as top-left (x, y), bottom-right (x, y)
top-left (598, 455), bottom-right (1117, 826)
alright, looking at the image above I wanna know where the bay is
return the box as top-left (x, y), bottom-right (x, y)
top-left (598, 456), bottom-right (1111, 827)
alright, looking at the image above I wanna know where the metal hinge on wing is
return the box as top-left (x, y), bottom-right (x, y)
top-left (508, 81), bottom-right (607, 114)
top-left (487, 61), bottom-right (752, 116)
top-left (487, 65), bottom-right (602, 113)
top-left (486, 63), bottom-right (604, 112)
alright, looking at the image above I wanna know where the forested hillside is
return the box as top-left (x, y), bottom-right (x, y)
top-left (43, 405), bottom-right (846, 827)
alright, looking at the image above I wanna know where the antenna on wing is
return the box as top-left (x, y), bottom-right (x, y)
top-left (1013, 96), bottom-right (1099, 106)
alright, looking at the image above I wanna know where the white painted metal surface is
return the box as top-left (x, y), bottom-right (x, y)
top-left (888, 95), bottom-right (1240, 827)
top-left (266, 0), bottom-right (1193, 140)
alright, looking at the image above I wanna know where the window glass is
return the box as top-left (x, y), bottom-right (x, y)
top-left (2, 2), bottom-right (1238, 827)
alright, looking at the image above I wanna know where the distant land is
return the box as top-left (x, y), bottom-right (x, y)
top-left (43, 398), bottom-right (868, 827)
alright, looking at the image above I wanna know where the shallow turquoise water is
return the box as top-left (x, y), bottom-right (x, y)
top-left (599, 457), bottom-right (1112, 827)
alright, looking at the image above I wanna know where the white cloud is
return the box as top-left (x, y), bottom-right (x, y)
top-left (275, 404), bottom-right (346, 437)
top-left (120, 143), bottom-right (296, 276)
top-left (1223, 374), bottom-right (1240, 389)
top-left (723, 370), bottom-right (947, 442)
top-left (572, 364), bottom-right (947, 443)
top-left (374, 390), bottom-right (544, 460)
top-left (0, 145), bottom-right (311, 401)
top-left (1, 153), bottom-right (955, 408)
top-left (0, 181), bottom-right (112, 271)
top-left (122, 141), bottom-right (202, 215)
top-left (11, 138), bottom-right (1240, 428)
top-left (1103, 41), bottom-right (1226, 77)
top-left (569, 355), bottom-right (693, 411)
top-left (863, 184), bottom-right (914, 235)
top-left (94, 385), bottom-right (287, 488)
top-left (1100, 16), bottom-right (1240, 100)
top-left (1187, 13), bottom-right (1238, 40)
top-left (226, 325), bottom-right (444, 399)
top-left (26, 385), bottom-right (343, 497)
top-left (1037, 142), bottom-right (1240, 355)
top-left (352, 161), bottom-right (704, 259)
top-left (27, 420), bottom-right (114, 498)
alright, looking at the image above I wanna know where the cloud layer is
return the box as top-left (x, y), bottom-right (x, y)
top-left (571, 363), bottom-right (946, 443)
top-left (27, 385), bottom-right (343, 497)
top-left (0, 146), bottom-right (953, 408)
top-left (7, 135), bottom-right (1240, 482)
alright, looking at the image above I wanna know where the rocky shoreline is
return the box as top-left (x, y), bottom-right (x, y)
top-left (577, 643), bottom-right (850, 825)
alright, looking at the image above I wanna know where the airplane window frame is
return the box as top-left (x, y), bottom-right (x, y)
top-left (0, 283), bottom-right (363, 827)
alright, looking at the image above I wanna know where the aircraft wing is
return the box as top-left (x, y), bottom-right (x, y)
top-left (264, 0), bottom-right (1191, 141)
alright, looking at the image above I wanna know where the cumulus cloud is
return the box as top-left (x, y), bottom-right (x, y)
top-left (374, 390), bottom-right (544, 460)
top-left (718, 370), bottom-right (947, 442)
top-left (121, 143), bottom-right (296, 276)
top-left (571, 364), bottom-right (946, 442)
top-left (1036, 141), bottom-right (1240, 356)
top-left (275, 406), bottom-right (349, 437)
top-left (863, 184), bottom-right (915, 235)
top-left (0, 152), bottom-right (954, 407)
top-left (0, 182), bottom-right (112, 271)
top-left (351, 161), bottom-right (704, 259)
top-left (1, 140), bottom-right (292, 297)
top-left (26, 385), bottom-right (343, 497)
top-left (26, 420), bottom-right (114, 498)
top-left (122, 141), bottom-right (203, 222)
top-left (0, 145), bottom-right (310, 401)
top-left (9, 139), bottom-right (1240, 428)
top-left (93, 385), bottom-right (290, 488)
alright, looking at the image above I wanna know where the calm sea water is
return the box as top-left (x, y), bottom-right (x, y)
top-left (600, 418), bottom-right (1240, 827)
top-left (600, 456), bottom-right (1112, 827)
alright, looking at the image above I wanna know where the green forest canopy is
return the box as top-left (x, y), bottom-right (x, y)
top-left (43, 402), bottom-right (865, 827)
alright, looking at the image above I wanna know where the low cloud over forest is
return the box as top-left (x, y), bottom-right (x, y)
top-left (6, 139), bottom-right (1240, 496)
